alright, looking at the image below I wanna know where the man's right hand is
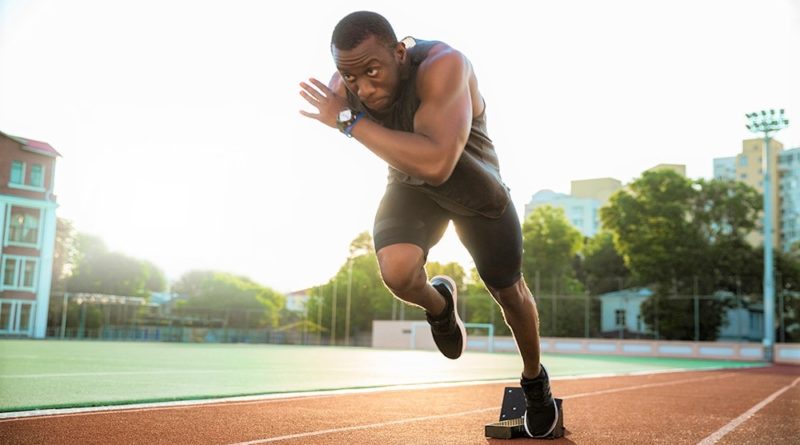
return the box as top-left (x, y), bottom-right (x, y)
top-left (298, 78), bottom-right (348, 129)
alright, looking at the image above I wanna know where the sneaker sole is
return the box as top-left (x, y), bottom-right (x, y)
top-left (522, 400), bottom-right (559, 438)
top-left (431, 275), bottom-right (467, 359)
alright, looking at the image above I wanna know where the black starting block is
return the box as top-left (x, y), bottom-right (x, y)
top-left (484, 387), bottom-right (564, 439)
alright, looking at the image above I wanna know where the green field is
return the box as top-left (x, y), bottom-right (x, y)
top-left (0, 340), bottom-right (764, 412)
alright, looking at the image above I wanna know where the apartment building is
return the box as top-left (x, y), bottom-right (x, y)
top-left (778, 147), bottom-right (800, 252)
top-left (713, 138), bottom-right (784, 248)
top-left (0, 131), bottom-right (60, 338)
top-left (524, 189), bottom-right (603, 237)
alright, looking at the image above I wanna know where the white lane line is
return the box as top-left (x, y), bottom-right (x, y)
top-left (562, 372), bottom-right (736, 400)
top-left (696, 375), bottom-right (800, 445)
top-left (230, 407), bottom-right (498, 445)
top-left (227, 372), bottom-right (740, 444)
top-left (0, 379), bottom-right (518, 420)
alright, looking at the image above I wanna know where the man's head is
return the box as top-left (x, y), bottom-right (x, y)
top-left (331, 11), bottom-right (397, 51)
top-left (331, 11), bottom-right (407, 112)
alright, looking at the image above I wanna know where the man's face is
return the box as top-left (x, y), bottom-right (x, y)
top-left (333, 35), bottom-right (405, 112)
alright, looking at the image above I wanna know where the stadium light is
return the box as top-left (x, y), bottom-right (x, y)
top-left (745, 108), bottom-right (789, 362)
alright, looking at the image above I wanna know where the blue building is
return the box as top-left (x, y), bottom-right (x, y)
top-left (524, 189), bottom-right (602, 237)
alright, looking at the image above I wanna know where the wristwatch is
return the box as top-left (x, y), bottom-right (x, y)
top-left (336, 109), bottom-right (364, 138)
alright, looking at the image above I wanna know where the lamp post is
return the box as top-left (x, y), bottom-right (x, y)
top-left (746, 108), bottom-right (789, 362)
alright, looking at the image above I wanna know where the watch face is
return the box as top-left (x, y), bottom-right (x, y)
top-left (338, 109), bottom-right (352, 122)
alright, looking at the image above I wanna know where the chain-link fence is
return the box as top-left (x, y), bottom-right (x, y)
top-left (45, 275), bottom-right (800, 345)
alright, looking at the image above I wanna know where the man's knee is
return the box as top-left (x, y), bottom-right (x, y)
top-left (377, 244), bottom-right (426, 294)
top-left (488, 277), bottom-right (533, 311)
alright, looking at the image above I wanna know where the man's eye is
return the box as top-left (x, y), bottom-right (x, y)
top-left (366, 68), bottom-right (378, 76)
top-left (343, 74), bottom-right (355, 82)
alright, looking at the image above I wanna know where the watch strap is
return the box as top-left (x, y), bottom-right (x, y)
top-left (343, 112), bottom-right (365, 138)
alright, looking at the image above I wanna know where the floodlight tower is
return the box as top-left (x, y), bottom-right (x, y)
top-left (746, 108), bottom-right (789, 362)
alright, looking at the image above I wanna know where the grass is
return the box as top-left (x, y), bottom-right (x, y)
top-left (0, 339), bottom-right (763, 412)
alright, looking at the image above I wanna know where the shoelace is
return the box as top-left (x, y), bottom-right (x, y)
top-left (428, 312), bottom-right (455, 334)
top-left (522, 378), bottom-right (551, 406)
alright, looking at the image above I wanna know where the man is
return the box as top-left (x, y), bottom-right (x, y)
top-left (299, 11), bottom-right (559, 438)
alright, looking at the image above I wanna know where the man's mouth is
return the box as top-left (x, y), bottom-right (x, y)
top-left (365, 97), bottom-right (387, 110)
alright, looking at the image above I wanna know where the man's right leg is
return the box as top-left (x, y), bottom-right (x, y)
top-left (376, 244), bottom-right (467, 359)
top-left (375, 243), bottom-right (446, 315)
top-left (372, 184), bottom-right (465, 359)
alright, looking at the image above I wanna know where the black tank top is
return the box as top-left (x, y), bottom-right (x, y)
top-left (346, 37), bottom-right (510, 218)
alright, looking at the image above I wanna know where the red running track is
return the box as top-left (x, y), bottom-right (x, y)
top-left (1, 365), bottom-right (798, 444)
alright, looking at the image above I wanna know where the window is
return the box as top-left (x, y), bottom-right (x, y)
top-left (2, 260), bottom-right (14, 287)
top-left (0, 302), bottom-right (10, 331)
top-left (1, 256), bottom-right (38, 291)
top-left (10, 161), bottom-right (24, 184)
top-left (23, 260), bottom-right (35, 288)
top-left (739, 156), bottom-right (748, 166)
top-left (7, 206), bottom-right (40, 246)
top-left (615, 309), bottom-right (626, 327)
top-left (18, 303), bottom-right (31, 332)
top-left (0, 300), bottom-right (35, 335)
top-left (29, 164), bottom-right (44, 187)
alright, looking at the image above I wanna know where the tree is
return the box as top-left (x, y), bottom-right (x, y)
top-left (66, 233), bottom-right (166, 298)
top-left (172, 270), bottom-right (285, 328)
top-left (522, 205), bottom-right (584, 294)
top-left (425, 261), bottom-right (466, 291)
top-left (602, 170), bottom-right (703, 287)
top-left (601, 171), bottom-right (766, 340)
top-left (461, 267), bottom-right (510, 335)
top-left (142, 260), bottom-right (167, 293)
top-left (581, 232), bottom-right (631, 295)
top-left (305, 232), bottom-right (395, 343)
top-left (522, 205), bottom-right (586, 337)
top-left (51, 217), bottom-right (79, 294)
top-left (47, 218), bottom-right (81, 331)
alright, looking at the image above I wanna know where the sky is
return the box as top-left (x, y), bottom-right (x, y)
top-left (1, 0), bottom-right (799, 292)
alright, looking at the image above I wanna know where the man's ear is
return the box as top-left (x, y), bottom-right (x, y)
top-left (394, 41), bottom-right (407, 64)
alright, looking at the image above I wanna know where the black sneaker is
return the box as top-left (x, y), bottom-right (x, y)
top-left (425, 276), bottom-right (466, 360)
top-left (521, 365), bottom-right (559, 438)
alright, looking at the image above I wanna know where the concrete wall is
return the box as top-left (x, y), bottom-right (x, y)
top-left (373, 320), bottom-right (800, 364)
top-left (775, 343), bottom-right (800, 365)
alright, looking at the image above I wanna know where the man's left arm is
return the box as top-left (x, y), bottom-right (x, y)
top-left (350, 50), bottom-right (473, 185)
top-left (299, 50), bottom-right (473, 186)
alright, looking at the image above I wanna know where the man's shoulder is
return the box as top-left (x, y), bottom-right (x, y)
top-left (417, 40), bottom-right (466, 71)
top-left (416, 42), bottom-right (471, 92)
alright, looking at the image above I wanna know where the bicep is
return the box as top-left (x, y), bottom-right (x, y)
top-left (413, 53), bottom-right (472, 156)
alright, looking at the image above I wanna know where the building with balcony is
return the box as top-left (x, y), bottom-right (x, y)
top-left (0, 131), bottom-right (60, 338)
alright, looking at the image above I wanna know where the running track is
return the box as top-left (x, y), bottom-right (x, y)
top-left (1, 365), bottom-right (798, 444)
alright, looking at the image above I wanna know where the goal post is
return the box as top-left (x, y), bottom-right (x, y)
top-left (409, 322), bottom-right (495, 353)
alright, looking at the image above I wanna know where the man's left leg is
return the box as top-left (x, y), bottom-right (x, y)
top-left (486, 278), bottom-right (541, 378)
top-left (453, 204), bottom-right (558, 438)
top-left (488, 278), bottom-right (558, 438)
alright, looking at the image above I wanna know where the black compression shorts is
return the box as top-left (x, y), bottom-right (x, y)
top-left (372, 183), bottom-right (522, 289)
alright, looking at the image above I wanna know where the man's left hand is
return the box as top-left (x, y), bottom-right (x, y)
top-left (299, 78), bottom-right (348, 128)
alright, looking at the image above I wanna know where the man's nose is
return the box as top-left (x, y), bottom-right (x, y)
top-left (357, 80), bottom-right (376, 100)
